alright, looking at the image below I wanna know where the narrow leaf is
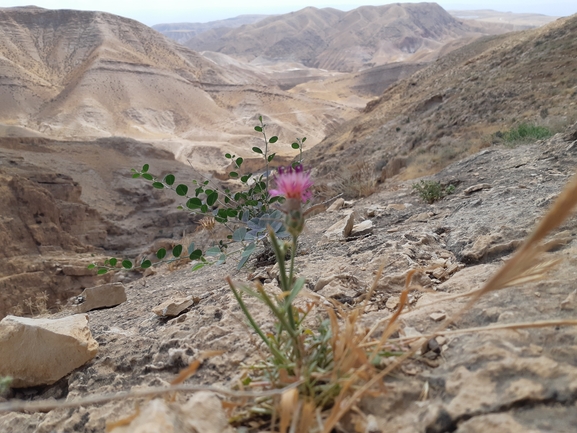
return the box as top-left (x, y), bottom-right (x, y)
top-left (269, 136), bottom-right (278, 144)
top-left (254, 126), bottom-right (263, 132)
top-left (229, 172), bottom-right (238, 178)
top-left (142, 173), bottom-right (153, 181)
top-left (97, 268), bottom-right (108, 275)
top-left (142, 164), bottom-right (149, 173)
top-left (132, 173), bottom-right (141, 178)
top-left (268, 153), bottom-right (276, 162)
top-left (152, 182), bottom-right (164, 189)
top-left (252, 147), bottom-right (263, 155)
top-left (87, 264), bottom-right (96, 270)
top-left (191, 263), bottom-right (205, 271)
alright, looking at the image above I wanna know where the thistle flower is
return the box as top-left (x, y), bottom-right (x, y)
top-left (269, 164), bottom-right (313, 237)
top-left (269, 164), bottom-right (313, 203)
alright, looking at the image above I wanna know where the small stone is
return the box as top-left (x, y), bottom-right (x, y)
top-left (430, 312), bottom-right (446, 322)
top-left (561, 289), bottom-right (576, 310)
top-left (0, 314), bottom-right (98, 387)
top-left (350, 220), bottom-right (373, 237)
top-left (435, 336), bottom-right (447, 346)
top-left (386, 296), bottom-right (400, 310)
top-left (326, 198), bottom-right (345, 212)
top-left (387, 203), bottom-right (406, 211)
top-left (75, 283), bottom-right (127, 313)
top-left (463, 183), bottom-right (492, 195)
top-left (322, 211), bottom-right (355, 241)
top-left (153, 296), bottom-right (194, 317)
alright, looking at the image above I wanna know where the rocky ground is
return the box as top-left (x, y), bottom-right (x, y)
top-left (1, 125), bottom-right (577, 432)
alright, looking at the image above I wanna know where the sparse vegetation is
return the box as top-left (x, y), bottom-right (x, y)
top-left (412, 180), bottom-right (455, 203)
top-left (0, 376), bottom-right (11, 396)
top-left (499, 123), bottom-right (553, 145)
top-left (334, 161), bottom-right (379, 199)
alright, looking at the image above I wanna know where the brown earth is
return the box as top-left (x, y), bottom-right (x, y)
top-left (1, 121), bottom-right (577, 433)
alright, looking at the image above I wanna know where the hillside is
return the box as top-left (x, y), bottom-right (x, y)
top-left (186, 3), bottom-right (500, 72)
top-left (307, 13), bottom-right (577, 184)
top-left (152, 14), bottom-right (270, 44)
top-left (0, 6), bottom-right (359, 170)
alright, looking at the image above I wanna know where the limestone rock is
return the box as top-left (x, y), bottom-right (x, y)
top-left (463, 183), bottom-right (492, 195)
top-left (0, 314), bottom-right (98, 387)
top-left (327, 197), bottom-right (345, 212)
top-left (74, 283), bottom-right (127, 313)
top-left (109, 392), bottom-right (233, 433)
top-left (322, 211), bottom-right (354, 241)
top-left (153, 296), bottom-right (194, 317)
top-left (350, 220), bottom-right (373, 237)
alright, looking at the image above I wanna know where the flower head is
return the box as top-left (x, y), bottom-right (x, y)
top-left (269, 164), bottom-right (313, 203)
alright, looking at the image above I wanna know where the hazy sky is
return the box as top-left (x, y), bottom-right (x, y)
top-left (2, 1), bottom-right (576, 26)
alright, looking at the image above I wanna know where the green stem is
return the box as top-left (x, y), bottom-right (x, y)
top-left (286, 235), bottom-right (298, 333)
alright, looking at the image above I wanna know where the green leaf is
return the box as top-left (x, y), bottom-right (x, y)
top-left (206, 192), bottom-right (218, 206)
top-left (269, 136), bottom-right (278, 144)
top-left (156, 248), bottom-right (167, 260)
top-left (201, 204), bottom-right (209, 213)
top-left (189, 249), bottom-right (202, 260)
top-left (240, 175), bottom-right (250, 182)
top-left (87, 264), bottom-right (96, 270)
top-left (225, 153), bottom-right (232, 158)
top-left (241, 242), bottom-right (256, 257)
top-left (141, 260), bottom-right (152, 269)
top-left (172, 244), bottom-right (183, 257)
top-left (175, 184), bottom-right (188, 196)
top-left (216, 254), bottom-right (226, 265)
top-left (229, 172), bottom-right (238, 178)
top-left (187, 242), bottom-right (196, 255)
top-left (164, 174), bottom-right (175, 186)
top-left (254, 126), bottom-right (263, 132)
top-left (268, 153), bottom-right (276, 162)
top-left (109, 258), bottom-right (117, 267)
top-left (142, 164), bottom-right (149, 173)
top-left (291, 142), bottom-right (300, 149)
top-left (142, 173), bottom-right (153, 181)
top-left (302, 137), bottom-right (306, 143)
top-left (186, 198), bottom-right (202, 209)
top-left (191, 263), bottom-right (205, 272)
top-left (233, 227), bottom-right (247, 242)
top-left (97, 268), bottom-right (108, 275)
top-left (259, 115), bottom-right (263, 122)
top-left (285, 277), bottom-right (306, 306)
top-left (235, 157), bottom-right (243, 167)
top-left (152, 182), bottom-right (164, 189)
top-left (122, 260), bottom-right (133, 269)
top-left (215, 216), bottom-right (226, 224)
top-left (252, 147), bottom-right (263, 154)
top-left (205, 246), bottom-right (221, 257)
top-left (132, 173), bottom-right (141, 178)
top-left (226, 208), bottom-right (238, 217)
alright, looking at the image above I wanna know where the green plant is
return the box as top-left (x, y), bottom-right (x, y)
top-left (412, 180), bottom-right (455, 203)
top-left (0, 376), bottom-right (11, 396)
top-left (500, 123), bottom-right (552, 144)
top-left (89, 117), bottom-right (306, 274)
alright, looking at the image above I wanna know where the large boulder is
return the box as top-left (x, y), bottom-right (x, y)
top-left (0, 314), bottom-right (98, 387)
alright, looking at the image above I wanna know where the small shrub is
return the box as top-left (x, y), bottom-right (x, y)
top-left (0, 376), bottom-right (11, 396)
top-left (500, 123), bottom-right (552, 144)
top-left (412, 180), bottom-right (455, 203)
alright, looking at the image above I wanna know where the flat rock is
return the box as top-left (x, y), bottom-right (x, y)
top-left (0, 314), bottom-right (98, 387)
top-left (153, 296), bottom-right (194, 317)
top-left (463, 183), bottom-right (492, 195)
top-left (326, 197), bottom-right (345, 212)
top-left (322, 211), bottom-right (354, 241)
top-left (74, 283), bottom-right (127, 313)
top-left (350, 220), bottom-right (373, 237)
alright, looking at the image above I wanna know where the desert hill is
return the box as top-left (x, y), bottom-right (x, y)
top-left (0, 6), bottom-right (359, 170)
top-left (307, 12), bottom-right (577, 185)
top-left (152, 14), bottom-right (270, 44)
top-left (185, 3), bottom-right (509, 72)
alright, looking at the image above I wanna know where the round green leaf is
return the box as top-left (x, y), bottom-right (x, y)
top-left (254, 126), bottom-right (263, 132)
top-left (156, 248), bottom-right (167, 259)
top-left (87, 264), bottom-right (96, 270)
top-left (142, 173), bottom-right (154, 181)
top-left (122, 260), bottom-right (133, 269)
top-left (206, 192), bottom-right (218, 206)
top-left (152, 182), bottom-right (164, 189)
top-left (235, 157), bottom-right (243, 167)
top-left (109, 258), bottom-right (117, 267)
top-left (225, 153), bottom-right (232, 158)
top-left (292, 142), bottom-right (300, 149)
top-left (97, 268), bottom-right (108, 275)
top-left (132, 173), bottom-right (141, 178)
top-left (172, 245), bottom-right (183, 257)
top-left (142, 164), bottom-right (149, 173)
top-left (252, 147), bottom-right (263, 154)
top-left (269, 136), bottom-right (278, 144)
top-left (229, 172), bottom-right (238, 178)
top-left (189, 249), bottom-right (202, 260)
top-left (175, 184), bottom-right (188, 196)
top-left (164, 174), bottom-right (175, 186)
top-left (226, 208), bottom-right (238, 217)
top-left (141, 260), bottom-right (152, 269)
top-left (201, 204), bottom-right (209, 213)
top-left (240, 175), bottom-right (250, 182)
top-left (187, 198), bottom-right (202, 209)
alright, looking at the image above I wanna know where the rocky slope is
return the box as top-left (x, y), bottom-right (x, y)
top-left (1, 121), bottom-right (576, 432)
top-left (307, 13), bottom-right (577, 185)
top-left (186, 3), bottom-right (507, 72)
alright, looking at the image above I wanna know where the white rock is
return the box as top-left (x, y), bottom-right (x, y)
top-left (109, 392), bottom-right (233, 433)
top-left (74, 283), bottom-right (127, 313)
top-left (322, 211), bottom-right (354, 241)
top-left (430, 312), bottom-right (447, 322)
top-left (326, 197), bottom-right (345, 212)
top-left (153, 296), bottom-right (194, 317)
top-left (0, 314), bottom-right (98, 387)
top-left (350, 220), bottom-right (373, 237)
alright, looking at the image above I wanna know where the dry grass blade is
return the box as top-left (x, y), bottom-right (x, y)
top-left (105, 404), bottom-right (140, 432)
top-left (280, 388), bottom-right (298, 433)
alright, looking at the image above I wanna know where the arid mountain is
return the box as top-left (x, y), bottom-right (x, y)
top-left (0, 6), bottom-right (359, 171)
top-left (450, 9), bottom-right (558, 30)
top-left (152, 14), bottom-right (270, 44)
top-left (307, 13), bottom-right (577, 184)
top-left (186, 3), bottom-right (504, 72)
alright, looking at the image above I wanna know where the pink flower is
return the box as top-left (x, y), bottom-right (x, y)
top-left (269, 164), bottom-right (313, 203)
